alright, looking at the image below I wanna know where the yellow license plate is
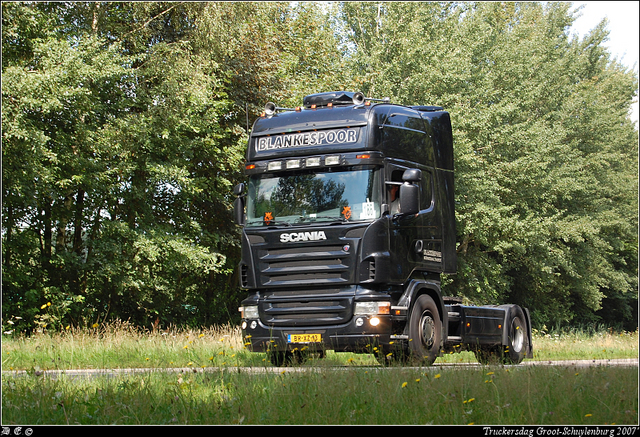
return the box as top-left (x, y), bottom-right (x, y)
top-left (287, 333), bottom-right (322, 343)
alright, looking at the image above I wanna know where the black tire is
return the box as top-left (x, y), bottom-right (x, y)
top-left (503, 306), bottom-right (528, 364)
top-left (406, 294), bottom-right (441, 365)
top-left (473, 306), bottom-right (528, 365)
top-left (473, 346), bottom-right (501, 365)
top-left (269, 348), bottom-right (324, 366)
top-left (268, 350), bottom-right (291, 367)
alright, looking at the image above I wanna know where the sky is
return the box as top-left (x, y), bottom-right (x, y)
top-left (569, 1), bottom-right (639, 122)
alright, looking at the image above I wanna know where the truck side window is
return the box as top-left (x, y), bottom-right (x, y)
top-left (420, 169), bottom-right (433, 211)
top-left (387, 170), bottom-right (404, 214)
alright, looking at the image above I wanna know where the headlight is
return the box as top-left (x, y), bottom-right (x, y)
top-left (354, 301), bottom-right (390, 315)
top-left (239, 305), bottom-right (259, 319)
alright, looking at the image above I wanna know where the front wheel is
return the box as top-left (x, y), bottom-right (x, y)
top-left (406, 294), bottom-right (442, 365)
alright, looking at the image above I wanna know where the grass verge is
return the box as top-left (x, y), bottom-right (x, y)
top-left (2, 365), bottom-right (637, 425)
top-left (2, 322), bottom-right (638, 425)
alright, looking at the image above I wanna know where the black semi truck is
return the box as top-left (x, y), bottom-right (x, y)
top-left (233, 91), bottom-right (533, 366)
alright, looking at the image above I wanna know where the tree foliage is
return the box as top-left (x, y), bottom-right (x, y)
top-left (338, 2), bottom-right (637, 329)
top-left (2, 1), bottom-right (637, 332)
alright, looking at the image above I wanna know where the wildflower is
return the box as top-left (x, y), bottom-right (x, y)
top-left (92, 323), bottom-right (99, 328)
top-left (486, 372), bottom-right (494, 376)
top-left (463, 398), bottom-right (475, 404)
top-left (199, 334), bottom-right (204, 338)
top-left (415, 378), bottom-right (421, 383)
top-left (402, 382), bottom-right (408, 388)
top-left (434, 373), bottom-right (441, 379)
top-left (187, 362), bottom-right (193, 366)
top-left (585, 414), bottom-right (593, 417)
top-left (183, 345), bottom-right (189, 349)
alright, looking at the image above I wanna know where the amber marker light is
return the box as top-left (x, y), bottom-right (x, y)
top-left (378, 302), bottom-right (390, 315)
top-left (245, 164), bottom-right (256, 170)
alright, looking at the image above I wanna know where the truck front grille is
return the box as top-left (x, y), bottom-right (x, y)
top-left (261, 288), bottom-right (353, 327)
top-left (258, 245), bottom-right (352, 286)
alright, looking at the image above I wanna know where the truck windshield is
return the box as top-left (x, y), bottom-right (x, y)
top-left (246, 167), bottom-right (382, 227)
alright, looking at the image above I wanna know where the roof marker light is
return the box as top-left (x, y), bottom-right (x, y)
top-left (286, 159), bottom-right (301, 169)
top-left (306, 157), bottom-right (321, 167)
top-left (326, 156), bottom-right (340, 166)
top-left (268, 161), bottom-right (282, 171)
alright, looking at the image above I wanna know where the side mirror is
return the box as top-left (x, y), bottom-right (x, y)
top-left (399, 169), bottom-right (421, 216)
top-left (233, 183), bottom-right (245, 196)
top-left (402, 169), bottom-right (422, 183)
top-left (233, 183), bottom-right (246, 226)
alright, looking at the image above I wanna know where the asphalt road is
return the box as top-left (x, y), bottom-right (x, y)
top-left (2, 358), bottom-right (637, 380)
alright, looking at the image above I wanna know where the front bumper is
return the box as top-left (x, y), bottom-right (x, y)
top-left (241, 314), bottom-right (393, 353)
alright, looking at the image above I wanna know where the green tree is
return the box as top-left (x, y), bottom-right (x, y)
top-left (336, 1), bottom-right (638, 329)
top-left (2, 1), bottom-right (352, 332)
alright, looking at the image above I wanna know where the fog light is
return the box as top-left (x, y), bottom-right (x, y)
top-left (370, 317), bottom-right (381, 327)
top-left (355, 317), bottom-right (364, 327)
top-left (250, 320), bottom-right (257, 330)
top-left (242, 321), bottom-right (247, 330)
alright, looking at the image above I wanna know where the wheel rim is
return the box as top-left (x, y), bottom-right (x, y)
top-left (510, 318), bottom-right (524, 353)
top-left (420, 313), bottom-right (436, 349)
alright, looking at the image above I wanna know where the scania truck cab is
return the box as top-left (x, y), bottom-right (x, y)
top-left (234, 91), bottom-right (533, 366)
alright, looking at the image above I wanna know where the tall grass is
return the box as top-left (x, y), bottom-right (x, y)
top-left (2, 321), bottom-right (638, 425)
top-left (2, 364), bottom-right (637, 425)
top-left (2, 321), bottom-right (637, 371)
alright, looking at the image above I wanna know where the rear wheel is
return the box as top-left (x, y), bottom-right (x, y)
top-left (473, 306), bottom-right (528, 365)
top-left (406, 294), bottom-right (441, 365)
top-left (503, 306), bottom-right (528, 364)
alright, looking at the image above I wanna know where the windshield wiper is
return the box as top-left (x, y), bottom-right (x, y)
top-left (247, 220), bottom-right (292, 227)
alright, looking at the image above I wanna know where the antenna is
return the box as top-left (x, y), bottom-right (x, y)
top-left (246, 102), bottom-right (249, 133)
